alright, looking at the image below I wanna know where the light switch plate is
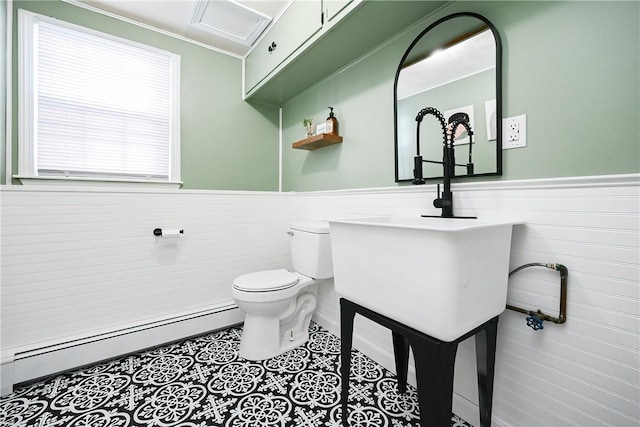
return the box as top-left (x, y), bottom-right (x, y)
top-left (502, 114), bottom-right (527, 149)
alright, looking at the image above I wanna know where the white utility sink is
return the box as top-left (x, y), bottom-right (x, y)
top-left (329, 216), bottom-right (520, 342)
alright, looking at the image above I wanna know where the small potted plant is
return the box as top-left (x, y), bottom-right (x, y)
top-left (302, 118), bottom-right (314, 138)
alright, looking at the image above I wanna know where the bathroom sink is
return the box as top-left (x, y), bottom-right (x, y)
top-left (329, 216), bottom-right (520, 341)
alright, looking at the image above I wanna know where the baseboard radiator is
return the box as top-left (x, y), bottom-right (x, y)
top-left (1, 302), bottom-right (244, 395)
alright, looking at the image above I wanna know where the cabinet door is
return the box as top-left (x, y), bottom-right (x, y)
top-left (324, 0), bottom-right (353, 22)
top-left (245, 0), bottom-right (322, 93)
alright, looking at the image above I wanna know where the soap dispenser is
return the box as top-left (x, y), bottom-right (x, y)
top-left (326, 107), bottom-right (339, 136)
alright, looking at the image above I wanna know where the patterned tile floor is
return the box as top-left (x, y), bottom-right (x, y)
top-left (0, 322), bottom-right (473, 426)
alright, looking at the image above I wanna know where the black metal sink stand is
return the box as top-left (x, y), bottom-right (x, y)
top-left (340, 298), bottom-right (498, 427)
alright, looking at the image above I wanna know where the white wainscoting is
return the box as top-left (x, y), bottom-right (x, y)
top-left (1, 175), bottom-right (638, 427)
top-left (0, 186), bottom-right (294, 391)
top-left (299, 174), bottom-right (639, 427)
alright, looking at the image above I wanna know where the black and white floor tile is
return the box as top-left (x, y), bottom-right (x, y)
top-left (0, 322), bottom-right (473, 426)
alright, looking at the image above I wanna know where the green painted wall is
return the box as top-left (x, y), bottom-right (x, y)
top-left (8, 1), bottom-right (280, 190)
top-left (7, 1), bottom-right (638, 192)
top-left (282, 1), bottom-right (640, 191)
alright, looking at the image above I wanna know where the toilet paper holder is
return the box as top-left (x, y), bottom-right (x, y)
top-left (153, 228), bottom-right (184, 237)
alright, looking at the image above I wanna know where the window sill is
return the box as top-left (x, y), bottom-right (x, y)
top-left (13, 175), bottom-right (183, 189)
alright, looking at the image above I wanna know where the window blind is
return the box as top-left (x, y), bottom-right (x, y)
top-left (33, 19), bottom-right (175, 180)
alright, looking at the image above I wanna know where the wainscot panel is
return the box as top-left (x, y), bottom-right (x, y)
top-left (299, 174), bottom-right (639, 427)
top-left (0, 186), bottom-right (294, 391)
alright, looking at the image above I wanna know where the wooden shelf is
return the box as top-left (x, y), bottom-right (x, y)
top-left (292, 133), bottom-right (343, 151)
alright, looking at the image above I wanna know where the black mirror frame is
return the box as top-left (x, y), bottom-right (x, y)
top-left (393, 12), bottom-right (503, 182)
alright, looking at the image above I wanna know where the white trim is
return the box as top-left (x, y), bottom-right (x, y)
top-left (61, 0), bottom-right (243, 59)
top-left (170, 53), bottom-right (182, 183)
top-left (293, 173), bottom-right (640, 197)
top-left (4, 174), bottom-right (636, 196)
top-left (17, 9), bottom-right (34, 178)
top-left (241, 50), bottom-right (247, 96)
top-left (14, 175), bottom-right (184, 189)
top-left (279, 107), bottom-right (283, 192)
top-left (455, 173), bottom-right (640, 191)
top-left (0, 183), bottom-right (294, 196)
top-left (3, 0), bottom-right (12, 185)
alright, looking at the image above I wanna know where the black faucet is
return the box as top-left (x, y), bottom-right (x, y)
top-left (414, 107), bottom-right (475, 219)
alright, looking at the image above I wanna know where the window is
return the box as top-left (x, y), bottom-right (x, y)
top-left (18, 10), bottom-right (181, 185)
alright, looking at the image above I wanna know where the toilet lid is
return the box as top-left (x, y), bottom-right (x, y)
top-left (233, 269), bottom-right (299, 292)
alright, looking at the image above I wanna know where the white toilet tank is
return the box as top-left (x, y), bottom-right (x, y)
top-left (290, 221), bottom-right (333, 279)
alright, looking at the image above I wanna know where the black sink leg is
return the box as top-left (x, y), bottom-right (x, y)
top-left (392, 331), bottom-right (410, 393)
top-left (475, 317), bottom-right (498, 427)
top-left (411, 337), bottom-right (458, 427)
top-left (340, 301), bottom-right (356, 427)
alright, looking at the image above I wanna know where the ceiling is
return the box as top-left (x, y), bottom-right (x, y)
top-left (397, 29), bottom-right (495, 100)
top-left (74, 0), bottom-right (291, 57)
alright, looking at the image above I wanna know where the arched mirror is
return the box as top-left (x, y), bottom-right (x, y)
top-left (394, 12), bottom-right (502, 182)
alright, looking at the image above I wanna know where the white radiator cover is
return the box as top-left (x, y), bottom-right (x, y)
top-left (1, 174), bottom-right (638, 427)
top-left (7, 303), bottom-right (244, 389)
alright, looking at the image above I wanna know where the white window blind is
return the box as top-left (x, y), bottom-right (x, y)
top-left (18, 10), bottom-right (181, 184)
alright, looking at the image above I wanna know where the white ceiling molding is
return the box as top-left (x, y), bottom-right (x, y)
top-left (68, 0), bottom-right (290, 57)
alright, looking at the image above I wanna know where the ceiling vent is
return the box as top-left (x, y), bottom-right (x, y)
top-left (191, 0), bottom-right (271, 46)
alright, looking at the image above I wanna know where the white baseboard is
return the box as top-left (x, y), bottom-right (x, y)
top-left (1, 350), bottom-right (16, 396)
top-left (3, 302), bottom-right (243, 396)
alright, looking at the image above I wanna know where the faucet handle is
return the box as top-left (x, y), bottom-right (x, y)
top-left (433, 184), bottom-right (443, 208)
top-left (433, 184), bottom-right (452, 209)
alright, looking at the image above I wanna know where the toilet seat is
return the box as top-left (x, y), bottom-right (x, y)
top-left (233, 269), bottom-right (299, 292)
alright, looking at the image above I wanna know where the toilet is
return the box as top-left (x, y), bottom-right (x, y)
top-left (232, 221), bottom-right (333, 360)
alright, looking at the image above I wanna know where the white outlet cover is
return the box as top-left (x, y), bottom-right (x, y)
top-left (502, 114), bottom-right (527, 149)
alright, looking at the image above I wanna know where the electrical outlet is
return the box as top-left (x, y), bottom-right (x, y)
top-left (502, 114), bottom-right (527, 149)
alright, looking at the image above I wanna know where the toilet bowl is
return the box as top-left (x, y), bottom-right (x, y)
top-left (232, 221), bottom-right (333, 360)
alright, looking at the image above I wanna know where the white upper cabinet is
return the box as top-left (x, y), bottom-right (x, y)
top-left (324, 0), bottom-right (353, 22)
top-left (243, 1), bottom-right (448, 105)
top-left (244, 0), bottom-right (322, 94)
